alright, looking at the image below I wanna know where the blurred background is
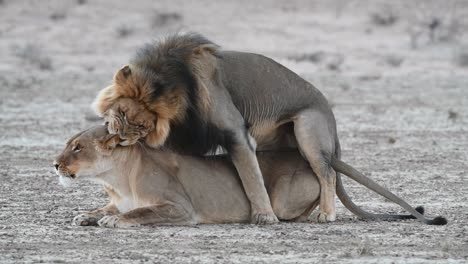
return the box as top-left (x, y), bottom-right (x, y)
top-left (1, 0), bottom-right (467, 262)
top-left (1, 0), bottom-right (467, 145)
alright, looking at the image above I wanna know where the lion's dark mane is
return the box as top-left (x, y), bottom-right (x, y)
top-left (130, 33), bottom-right (236, 155)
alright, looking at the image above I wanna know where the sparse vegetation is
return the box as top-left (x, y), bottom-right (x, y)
top-left (152, 12), bottom-right (182, 28)
top-left (288, 51), bottom-right (325, 63)
top-left (50, 10), bottom-right (67, 21)
top-left (385, 54), bottom-right (404, 67)
top-left (326, 54), bottom-right (344, 71)
top-left (14, 44), bottom-right (53, 71)
top-left (448, 110), bottom-right (458, 120)
top-left (340, 82), bottom-right (350, 91)
top-left (454, 46), bottom-right (468, 67)
top-left (288, 51), bottom-right (343, 71)
top-left (116, 24), bottom-right (134, 38)
top-left (358, 73), bottom-right (381, 81)
top-left (405, 1), bottom-right (466, 48)
top-left (370, 5), bottom-right (398, 26)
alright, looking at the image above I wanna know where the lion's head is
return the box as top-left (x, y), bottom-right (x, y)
top-left (102, 97), bottom-right (158, 146)
top-left (92, 64), bottom-right (189, 148)
top-left (53, 126), bottom-right (120, 186)
top-left (92, 33), bottom-right (218, 148)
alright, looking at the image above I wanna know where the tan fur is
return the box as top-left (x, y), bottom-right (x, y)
top-left (56, 126), bottom-right (441, 227)
top-left (54, 126), bottom-right (321, 227)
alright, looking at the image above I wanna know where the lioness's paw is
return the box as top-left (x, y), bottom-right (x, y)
top-left (252, 212), bottom-right (279, 225)
top-left (98, 215), bottom-right (140, 228)
top-left (98, 215), bottom-right (120, 228)
top-left (73, 213), bottom-right (100, 226)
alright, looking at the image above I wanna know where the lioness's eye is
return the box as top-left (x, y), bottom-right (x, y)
top-left (72, 144), bottom-right (82, 153)
top-left (137, 124), bottom-right (145, 129)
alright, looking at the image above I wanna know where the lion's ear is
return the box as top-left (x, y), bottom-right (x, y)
top-left (92, 85), bottom-right (118, 117)
top-left (114, 65), bottom-right (132, 85)
top-left (95, 134), bottom-right (121, 155)
top-left (193, 44), bottom-right (218, 56)
top-left (145, 118), bottom-right (170, 148)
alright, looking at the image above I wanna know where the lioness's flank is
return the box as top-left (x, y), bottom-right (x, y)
top-left (53, 126), bottom-right (446, 227)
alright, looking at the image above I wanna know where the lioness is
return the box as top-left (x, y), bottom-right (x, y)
top-left (53, 126), bottom-right (446, 227)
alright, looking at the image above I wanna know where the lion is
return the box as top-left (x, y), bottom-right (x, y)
top-left (53, 126), bottom-right (446, 227)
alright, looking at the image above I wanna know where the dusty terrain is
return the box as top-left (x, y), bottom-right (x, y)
top-left (1, 0), bottom-right (467, 263)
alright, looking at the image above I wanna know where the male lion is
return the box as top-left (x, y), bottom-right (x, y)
top-left (92, 33), bottom-right (441, 224)
top-left (53, 126), bottom-right (446, 227)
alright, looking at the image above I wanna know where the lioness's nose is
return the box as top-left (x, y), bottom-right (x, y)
top-left (53, 162), bottom-right (59, 170)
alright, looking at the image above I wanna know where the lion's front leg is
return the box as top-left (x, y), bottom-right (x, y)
top-left (230, 135), bottom-right (279, 225)
top-left (98, 203), bottom-right (193, 228)
top-left (73, 203), bottom-right (119, 226)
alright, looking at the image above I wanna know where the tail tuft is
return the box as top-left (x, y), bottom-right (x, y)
top-left (415, 206), bottom-right (425, 215)
top-left (429, 216), bottom-right (448, 225)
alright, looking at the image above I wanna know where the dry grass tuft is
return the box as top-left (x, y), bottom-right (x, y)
top-left (454, 46), bottom-right (468, 67)
top-left (448, 110), bottom-right (458, 120)
top-left (152, 12), bottom-right (182, 28)
top-left (370, 6), bottom-right (398, 26)
top-left (116, 24), bottom-right (134, 38)
top-left (50, 11), bottom-right (67, 21)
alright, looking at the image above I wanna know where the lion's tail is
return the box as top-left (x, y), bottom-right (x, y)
top-left (332, 157), bottom-right (447, 225)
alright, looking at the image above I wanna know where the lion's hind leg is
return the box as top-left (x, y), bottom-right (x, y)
top-left (293, 110), bottom-right (337, 223)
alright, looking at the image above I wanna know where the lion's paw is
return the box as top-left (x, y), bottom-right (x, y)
top-left (252, 212), bottom-right (279, 225)
top-left (317, 212), bottom-right (336, 223)
top-left (73, 213), bottom-right (100, 226)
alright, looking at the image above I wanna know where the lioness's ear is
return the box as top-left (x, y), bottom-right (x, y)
top-left (114, 65), bottom-right (132, 84)
top-left (92, 85), bottom-right (118, 117)
top-left (95, 134), bottom-right (121, 155)
top-left (145, 118), bottom-right (170, 148)
top-left (193, 44), bottom-right (218, 56)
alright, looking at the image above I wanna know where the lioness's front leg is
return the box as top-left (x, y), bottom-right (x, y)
top-left (73, 203), bottom-right (119, 226)
top-left (98, 203), bottom-right (193, 228)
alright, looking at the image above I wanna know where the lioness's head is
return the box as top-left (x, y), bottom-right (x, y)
top-left (102, 97), bottom-right (157, 147)
top-left (53, 126), bottom-right (120, 186)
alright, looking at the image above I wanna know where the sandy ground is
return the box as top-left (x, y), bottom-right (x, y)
top-left (1, 0), bottom-right (468, 263)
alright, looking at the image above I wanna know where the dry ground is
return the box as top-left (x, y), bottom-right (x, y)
top-left (1, 0), bottom-right (467, 263)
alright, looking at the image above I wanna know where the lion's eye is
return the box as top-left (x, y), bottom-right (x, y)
top-left (137, 124), bottom-right (145, 129)
top-left (72, 144), bottom-right (82, 153)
